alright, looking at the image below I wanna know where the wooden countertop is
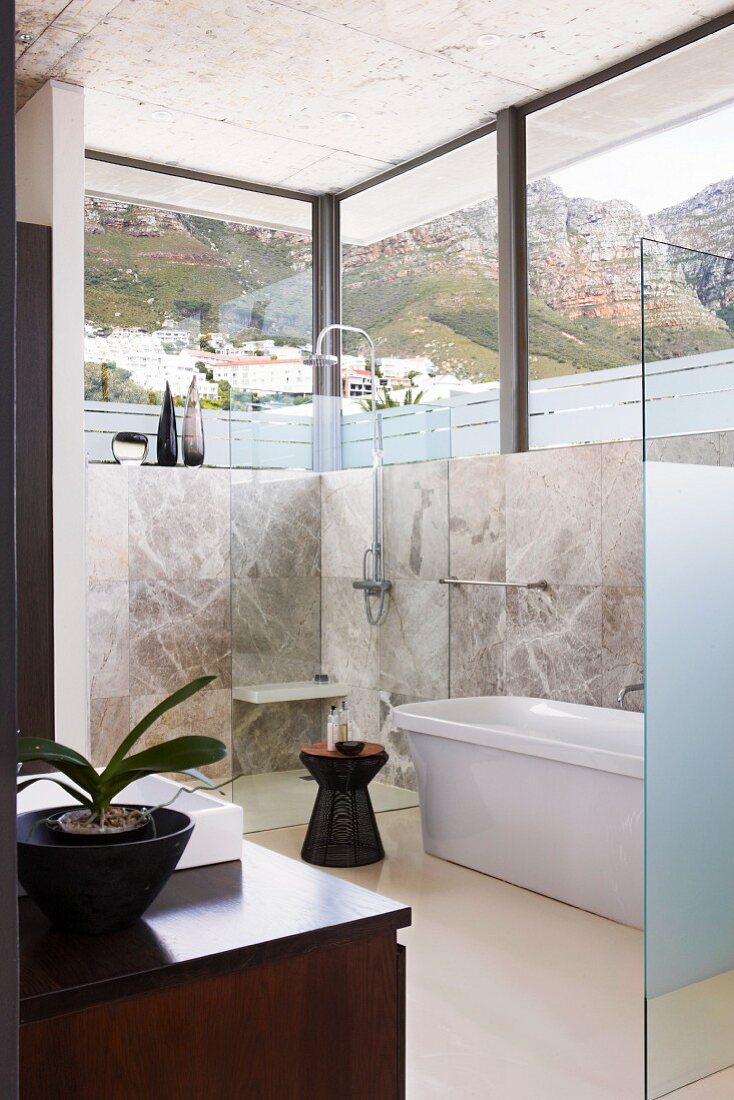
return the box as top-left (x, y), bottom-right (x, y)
top-left (19, 841), bottom-right (411, 1024)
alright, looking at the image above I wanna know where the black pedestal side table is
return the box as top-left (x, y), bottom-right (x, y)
top-left (300, 742), bottom-right (389, 868)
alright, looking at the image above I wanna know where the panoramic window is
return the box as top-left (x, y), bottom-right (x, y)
top-left (83, 161), bottom-right (313, 467)
top-left (525, 26), bottom-right (734, 448)
top-left (340, 133), bottom-right (499, 466)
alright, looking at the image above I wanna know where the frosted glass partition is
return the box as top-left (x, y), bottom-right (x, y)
top-left (644, 240), bottom-right (734, 1097)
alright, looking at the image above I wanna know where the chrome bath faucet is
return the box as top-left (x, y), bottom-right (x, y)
top-left (618, 683), bottom-right (644, 708)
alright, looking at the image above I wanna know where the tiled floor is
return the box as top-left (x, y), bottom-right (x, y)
top-left (251, 807), bottom-right (645, 1099)
top-left (672, 1067), bottom-right (734, 1098)
top-left (233, 770), bottom-right (418, 832)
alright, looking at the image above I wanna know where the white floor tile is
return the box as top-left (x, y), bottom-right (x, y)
top-left (250, 806), bottom-right (645, 1099)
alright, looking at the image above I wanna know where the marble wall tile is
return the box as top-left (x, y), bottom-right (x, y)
top-left (232, 699), bottom-right (321, 774)
top-left (719, 431), bottom-right (734, 467)
top-left (646, 433), bottom-right (720, 466)
top-left (88, 581), bottom-right (130, 699)
top-left (379, 580), bottom-right (449, 698)
top-left (338, 685), bottom-right (380, 744)
top-left (449, 454), bottom-right (505, 582)
top-left (231, 471), bottom-right (320, 579)
top-left (321, 686), bottom-right (380, 746)
top-left (321, 468), bottom-right (372, 578)
top-left (321, 577), bottom-right (378, 690)
top-left (506, 585), bottom-right (602, 705)
top-left (602, 587), bottom-right (644, 712)
top-left (128, 687), bottom-right (232, 779)
top-left (87, 465), bottom-right (128, 582)
top-left (506, 446), bottom-right (602, 586)
top-left (449, 585), bottom-right (506, 698)
top-left (128, 467), bottom-right (230, 581)
top-left (601, 440), bottom-right (643, 587)
top-left (89, 696), bottom-right (130, 767)
top-left (379, 691), bottom-right (420, 791)
top-left (231, 651), bottom-right (317, 689)
top-left (384, 460), bottom-right (449, 581)
top-left (129, 579), bottom-right (231, 697)
top-left (231, 577), bottom-right (320, 684)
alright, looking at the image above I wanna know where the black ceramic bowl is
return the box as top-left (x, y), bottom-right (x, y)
top-left (17, 805), bottom-right (193, 934)
top-left (335, 741), bottom-right (365, 757)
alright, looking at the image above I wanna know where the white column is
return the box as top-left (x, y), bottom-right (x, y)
top-left (16, 80), bottom-right (88, 753)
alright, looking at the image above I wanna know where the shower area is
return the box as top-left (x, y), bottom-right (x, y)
top-left (227, 383), bottom-right (420, 832)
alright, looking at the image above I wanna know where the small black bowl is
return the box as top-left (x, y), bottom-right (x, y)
top-left (335, 740), bottom-right (365, 757)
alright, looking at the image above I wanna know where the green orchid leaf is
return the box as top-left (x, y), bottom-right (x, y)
top-left (96, 736), bottom-right (227, 802)
top-left (16, 776), bottom-right (95, 810)
top-left (17, 738), bottom-right (101, 799)
top-left (101, 676), bottom-right (216, 781)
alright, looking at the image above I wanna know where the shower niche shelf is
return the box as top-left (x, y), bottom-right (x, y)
top-left (233, 681), bottom-right (348, 705)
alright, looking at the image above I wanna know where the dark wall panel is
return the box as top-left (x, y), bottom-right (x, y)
top-left (15, 224), bottom-right (54, 739)
top-left (0, 0), bottom-right (19, 1090)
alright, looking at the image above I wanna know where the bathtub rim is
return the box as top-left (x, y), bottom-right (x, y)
top-left (394, 696), bottom-right (643, 779)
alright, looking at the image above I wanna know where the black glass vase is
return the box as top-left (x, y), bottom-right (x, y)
top-left (156, 381), bottom-right (178, 466)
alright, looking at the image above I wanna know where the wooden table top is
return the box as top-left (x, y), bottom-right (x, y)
top-left (301, 741), bottom-right (386, 758)
top-left (19, 841), bottom-right (411, 1024)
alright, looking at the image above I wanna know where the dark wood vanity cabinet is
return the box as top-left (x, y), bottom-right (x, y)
top-left (19, 843), bottom-right (410, 1099)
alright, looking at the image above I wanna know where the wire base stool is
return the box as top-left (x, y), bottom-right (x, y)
top-left (299, 747), bottom-right (388, 868)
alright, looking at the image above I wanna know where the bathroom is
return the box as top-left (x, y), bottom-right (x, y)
top-left (6, 5), bottom-right (734, 1099)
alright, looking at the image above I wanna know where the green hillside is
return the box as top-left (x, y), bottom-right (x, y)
top-left (84, 201), bottom-right (310, 338)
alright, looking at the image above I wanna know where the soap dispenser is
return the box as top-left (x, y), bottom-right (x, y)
top-left (338, 700), bottom-right (350, 742)
top-left (326, 705), bottom-right (339, 751)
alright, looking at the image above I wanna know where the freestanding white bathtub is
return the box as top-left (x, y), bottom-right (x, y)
top-left (393, 696), bottom-right (643, 927)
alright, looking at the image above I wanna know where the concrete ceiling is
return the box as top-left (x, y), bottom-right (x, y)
top-left (15, 0), bottom-right (734, 194)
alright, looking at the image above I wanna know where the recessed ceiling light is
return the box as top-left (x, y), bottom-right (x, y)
top-left (151, 109), bottom-right (173, 122)
top-left (336, 111), bottom-right (358, 122)
top-left (15, 31), bottom-right (34, 44)
top-left (477, 33), bottom-right (502, 47)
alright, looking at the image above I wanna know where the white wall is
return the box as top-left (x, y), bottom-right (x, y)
top-left (16, 80), bottom-right (88, 753)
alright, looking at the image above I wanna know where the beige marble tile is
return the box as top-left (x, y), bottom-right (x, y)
top-left (232, 698), bottom-right (321, 774)
top-left (602, 440), bottom-right (643, 587)
top-left (128, 466), bottom-right (230, 581)
top-left (448, 453), bottom-right (505, 582)
top-left (506, 445), bottom-right (603, 586)
top-left (449, 584), bottom-right (506, 698)
top-left (321, 467), bottom-right (372, 578)
top-left (86, 464), bottom-right (128, 582)
top-left (231, 470), bottom-right (320, 579)
top-left (379, 691), bottom-right (420, 791)
top-left (231, 576), bottom-right (320, 681)
top-left (379, 580), bottom-right (449, 699)
top-left (129, 579), bottom-right (231, 696)
top-left (88, 581), bottom-right (130, 699)
top-left (128, 686), bottom-right (232, 780)
top-left (89, 695), bottom-right (130, 767)
top-left (719, 431), bottom-right (734, 467)
top-left (339, 684), bottom-right (380, 744)
top-left (384, 459), bottom-right (449, 581)
top-left (602, 587), bottom-right (644, 712)
top-left (321, 576), bottom-right (378, 690)
top-left (646, 433), bottom-right (720, 466)
top-left (506, 585), bottom-right (602, 705)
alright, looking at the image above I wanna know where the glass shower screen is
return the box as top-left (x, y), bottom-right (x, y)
top-left (643, 238), bottom-right (734, 1097)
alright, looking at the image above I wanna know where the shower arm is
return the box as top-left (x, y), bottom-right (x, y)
top-left (313, 323), bottom-right (391, 625)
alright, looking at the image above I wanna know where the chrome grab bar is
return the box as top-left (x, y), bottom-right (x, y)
top-left (439, 577), bottom-right (548, 590)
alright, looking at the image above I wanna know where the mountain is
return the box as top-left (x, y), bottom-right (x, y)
top-left (85, 176), bottom-right (734, 383)
top-left (84, 199), bottom-right (311, 339)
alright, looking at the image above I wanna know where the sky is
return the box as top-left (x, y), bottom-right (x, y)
top-left (550, 101), bottom-right (734, 215)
